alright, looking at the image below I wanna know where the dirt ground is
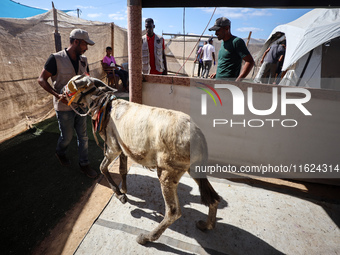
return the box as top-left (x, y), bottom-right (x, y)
top-left (31, 158), bottom-right (133, 255)
top-left (32, 159), bottom-right (340, 255)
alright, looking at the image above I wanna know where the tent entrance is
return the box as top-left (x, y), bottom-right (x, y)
top-left (321, 36), bottom-right (340, 90)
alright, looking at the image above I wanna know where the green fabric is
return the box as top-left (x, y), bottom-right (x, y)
top-left (216, 36), bottom-right (250, 80)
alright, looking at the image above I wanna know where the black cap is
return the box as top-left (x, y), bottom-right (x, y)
top-left (209, 17), bottom-right (231, 31)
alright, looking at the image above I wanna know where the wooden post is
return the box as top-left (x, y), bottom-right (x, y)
top-left (127, 0), bottom-right (142, 103)
top-left (246, 31), bottom-right (252, 47)
top-left (111, 23), bottom-right (114, 56)
top-left (52, 2), bottom-right (61, 52)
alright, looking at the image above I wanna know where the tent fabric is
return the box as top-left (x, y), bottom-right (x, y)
top-left (259, 8), bottom-right (340, 71)
top-left (279, 45), bottom-right (322, 88)
top-left (0, 9), bottom-right (128, 142)
top-left (166, 36), bottom-right (263, 77)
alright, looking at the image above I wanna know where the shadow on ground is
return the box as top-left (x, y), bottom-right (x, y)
top-left (120, 173), bottom-right (285, 255)
top-left (115, 170), bottom-right (340, 254)
top-left (0, 116), bottom-right (104, 254)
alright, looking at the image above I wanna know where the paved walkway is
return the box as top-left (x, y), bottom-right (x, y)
top-left (75, 165), bottom-right (340, 255)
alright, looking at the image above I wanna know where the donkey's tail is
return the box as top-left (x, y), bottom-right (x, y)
top-left (189, 123), bottom-right (220, 206)
top-left (188, 164), bottom-right (220, 206)
top-left (195, 177), bottom-right (220, 206)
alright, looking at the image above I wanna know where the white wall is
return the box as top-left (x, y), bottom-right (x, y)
top-left (142, 76), bottom-right (340, 179)
top-left (142, 82), bottom-right (190, 114)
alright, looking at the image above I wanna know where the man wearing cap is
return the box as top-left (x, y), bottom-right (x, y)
top-left (209, 17), bottom-right (254, 81)
top-left (37, 28), bottom-right (97, 179)
top-left (200, 37), bottom-right (215, 78)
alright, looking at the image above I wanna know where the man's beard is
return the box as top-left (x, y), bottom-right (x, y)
top-left (76, 44), bottom-right (86, 55)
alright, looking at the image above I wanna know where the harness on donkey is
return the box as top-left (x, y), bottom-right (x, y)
top-left (62, 74), bottom-right (116, 150)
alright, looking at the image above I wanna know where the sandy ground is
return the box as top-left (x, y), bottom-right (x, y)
top-left (31, 92), bottom-right (129, 255)
top-left (32, 157), bottom-right (340, 255)
top-left (31, 158), bottom-right (134, 255)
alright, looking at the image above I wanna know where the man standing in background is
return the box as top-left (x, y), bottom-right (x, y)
top-left (209, 17), bottom-right (254, 81)
top-left (255, 41), bottom-right (286, 84)
top-left (200, 37), bottom-right (215, 78)
top-left (194, 41), bottom-right (206, 77)
top-left (142, 18), bottom-right (167, 75)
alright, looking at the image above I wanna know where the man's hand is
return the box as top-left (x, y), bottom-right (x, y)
top-left (209, 73), bottom-right (216, 79)
top-left (58, 94), bottom-right (69, 105)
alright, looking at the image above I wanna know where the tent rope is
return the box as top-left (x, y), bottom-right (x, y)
top-left (175, 7), bottom-right (217, 76)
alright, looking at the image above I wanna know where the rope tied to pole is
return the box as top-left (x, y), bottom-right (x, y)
top-left (175, 7), bottom-right (217, 76)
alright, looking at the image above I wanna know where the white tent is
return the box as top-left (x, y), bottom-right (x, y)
top-left (256, 8), bottom-right (340, 89)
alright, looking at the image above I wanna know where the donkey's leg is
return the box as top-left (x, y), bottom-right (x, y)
top-left (100, 155), bottom-right (127, 204)
top-left (119, 153), bottom-right (128, 194)
top-left (136, 170), bottom-right (184, 245)
top-left (190, 177), bottom-right (220, 231)
top-left (196, 200), bottom-right (219, 231)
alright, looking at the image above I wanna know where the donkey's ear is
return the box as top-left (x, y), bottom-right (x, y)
top-left (67, 75), bottom-right (85, 92)
top-left (73, 75), bottom-right (93, 88)
top-left (93, 78), bottom-right (107, 87)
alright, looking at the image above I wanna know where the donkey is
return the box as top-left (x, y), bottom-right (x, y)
top-left (63, 75), bottom-right (220, 244)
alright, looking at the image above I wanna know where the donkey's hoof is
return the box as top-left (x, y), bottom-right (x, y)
top-left (136, 234), bottom-right (148, 245)
top-left (196, 220), bottom-right (208, 231)
top-left (117, 194), bottom-right (127, 204)
top-left (120, 187), bottom-right (127, 194)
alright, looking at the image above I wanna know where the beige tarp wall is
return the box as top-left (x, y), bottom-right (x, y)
top-left (165, 36), bottom-right (264, 78)
top-left (0, 9), bottom-right (128, 142)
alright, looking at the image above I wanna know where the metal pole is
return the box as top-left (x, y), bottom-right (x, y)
top-left (162, 33), bottom-right (217, 39)
top-left (183, 8), bottom-right (185, 68)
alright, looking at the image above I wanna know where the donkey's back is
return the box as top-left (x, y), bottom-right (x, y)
top-left (105, 99), bottom-right (205, 171)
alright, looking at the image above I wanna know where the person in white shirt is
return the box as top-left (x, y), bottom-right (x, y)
top-left (200, 37), bottom-right (215, 78)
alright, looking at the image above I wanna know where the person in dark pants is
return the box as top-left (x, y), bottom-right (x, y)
top-left (194, 41), bottom-right (206, 77)
top-left (201, 38), bottom-right (215, 78)
top-left (37, 29), bottom-right (98, 178)
top-left (102, 46), bottom-right (129, 92)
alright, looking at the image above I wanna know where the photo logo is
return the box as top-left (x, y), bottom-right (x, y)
top-left (198, 84), bottom-right (312, 128)
top-left (196, 82), bottom-right (222, 115)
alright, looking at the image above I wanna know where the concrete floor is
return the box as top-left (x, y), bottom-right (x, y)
top-left (75, 164), bottom-right (340, 255)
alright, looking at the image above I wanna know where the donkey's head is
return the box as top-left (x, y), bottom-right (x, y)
top-left (63, 74), bottom-right (116, 107)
